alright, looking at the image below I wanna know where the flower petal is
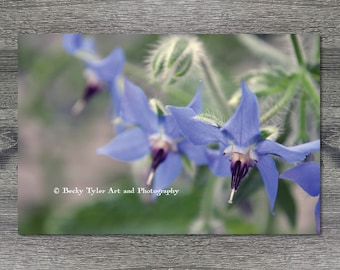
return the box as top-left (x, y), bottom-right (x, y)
top-left (315, 198), bottom-right (320, 234)
top-left (205, 148), bottom-right (231, 177)
top-left (81, 37), bottom-right (96, 54)
top-left (87, 47), bottom-right (125, 82)
top-left (163, 114), bottom-right (182, 139)
top-left (120, 79), bottom-right (158, 134)
top-left (256, 155), bottom-right (279, 214)
top-left (97, 128), bottom-right (149, 162)
top-left (178, 140), bottom-right (208, 165)
top-left (63, 34), bottom-right (97, 62)
top-left (63, 34), bottom-right (83, 55)
top-left (287, 140), bottom-right (320, 153)
top-left (221, 80), bottom-right (261, 147)
top-left (187, 81), bottom-right (203, 114)
top-left (109, 80), bottom-right (122, 118)
top-left (279, 162), bottom-right (320, 196)
top-left (153, 152), bottom-right (182, 191)
top-left (167, 106), bottom-right (227, 146)
top-left (256, 140), bottom-right (311, 163)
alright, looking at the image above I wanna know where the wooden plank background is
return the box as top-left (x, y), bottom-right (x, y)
top-left (1, 0), bottom-right (339, 269)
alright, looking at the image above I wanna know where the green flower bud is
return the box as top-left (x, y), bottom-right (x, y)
top-left (146, 35), bottom-right (204, 85)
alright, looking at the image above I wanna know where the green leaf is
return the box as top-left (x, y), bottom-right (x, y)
top-left (224, 217), bottom-right (258, 234)
top-left (229, 69), bottom-right (291, 107)
top-left (19, 205), bottom-right (52, 234)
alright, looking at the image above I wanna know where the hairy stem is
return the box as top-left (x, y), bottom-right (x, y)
top-left (301, 71), bottom-right (320, 112)
top-left (200, 57), bottom-right (230, 115)
top-left (260, 75), bottom-right (299, 125)
top-left (290, 34), bottom-right (320, 115)
top-left (298, 92), bottom-right (308, 142)
top-left (290, 34), bottom-right (305, 67)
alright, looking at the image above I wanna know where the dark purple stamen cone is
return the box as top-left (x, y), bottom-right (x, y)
top-left (72, 83), bottom-right (102, 115)
top-left (151, 148), bottom-right (168, 171)
top-left (83, 83), bottom-right (101, 102)
top-left (146, 147), bottom-right (169, 186)
top-left (146, 137), bottom-right (174, 186)
top-left (228, 152), bottom-right (255, 204)
top-left (230, 160), bottom-right (249, 191)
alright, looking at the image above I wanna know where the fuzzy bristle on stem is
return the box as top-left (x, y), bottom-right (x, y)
top-left (146, 170), bottom-right (155, 186)
top-left (228, 188), bottom-right (236, 204)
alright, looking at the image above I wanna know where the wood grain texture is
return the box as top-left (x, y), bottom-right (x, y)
top-left (1, 0), bottom-right (339, 269)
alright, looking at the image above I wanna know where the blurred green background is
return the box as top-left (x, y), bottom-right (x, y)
top-left (18, 34), bottom-right (319, 234)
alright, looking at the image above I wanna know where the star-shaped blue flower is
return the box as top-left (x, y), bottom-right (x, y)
top-left (63, 34), bottom-right (125, 116)
top-left (168, 80), bottom-right (320, 213)
top-left (97, 79), bottom-right (207, 192)
top-left (280, 161), bottom-right (320, 233)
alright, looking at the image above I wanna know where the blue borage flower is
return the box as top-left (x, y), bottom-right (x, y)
top-left (168, 80), bottom-right (320, 213)
top-left (97, 79), bottom-right (208, 194)
top-left (63, 34), bottom-right (125, 116)
top-left (280, 162), bottom-right (320, 233)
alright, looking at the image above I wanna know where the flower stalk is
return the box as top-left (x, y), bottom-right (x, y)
top-left (298, 91), bottom-right (308, 142)
top-left (301, 71), bottom-right (320, 111)
top-left (290, 34), bottom-right (320, 117)
top-left (199, 57), bottom-right (231, 115)
top-left (260, 75), bottom-right (299, 125)
top-left (290, 34), bottom-right (305, 67)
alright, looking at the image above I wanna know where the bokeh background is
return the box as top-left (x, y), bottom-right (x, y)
top-left (18, 34), bottom-right (320, 234)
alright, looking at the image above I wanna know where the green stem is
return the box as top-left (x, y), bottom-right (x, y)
top-left (260, 76), bottom-right (299, 125)
top-left (200, 58), bottom-right (230, 115)
top-left (298, 92), bottom-right (308, 142)
top-left (290, 34), bottom-right (305, 66)
top-left (301, 71), bottom-right (320, 110)
top-left (290, 34), bottom-right (320, 115)
top-left (315, 35), bottom-right (320, 61)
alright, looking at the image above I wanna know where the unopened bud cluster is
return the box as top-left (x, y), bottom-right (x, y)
top-left (146, 35), bottom-right (205, 85)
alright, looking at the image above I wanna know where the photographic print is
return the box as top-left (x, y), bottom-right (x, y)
top-left (18, 34), bottom-right (320, 234)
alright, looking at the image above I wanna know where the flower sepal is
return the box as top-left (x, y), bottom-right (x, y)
top-left (149, 98), bottom-right (167, 116)
top-left (260, 126), bottom-right (279, 141)
top-left (193, 113), bottom-right (223, 128)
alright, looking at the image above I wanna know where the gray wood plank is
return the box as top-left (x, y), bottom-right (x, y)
top-left (1, 0), bottom-right (339, 269)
